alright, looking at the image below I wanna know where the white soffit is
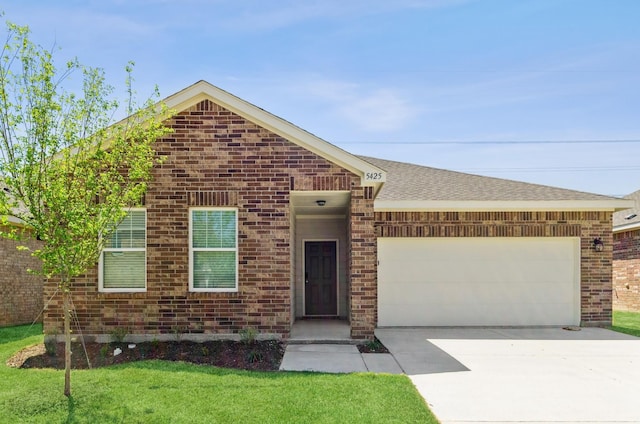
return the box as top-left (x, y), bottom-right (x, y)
top-left (375, 199), bottom-right (636, 212)
top-left (291, 190), bottom-right (350, 216)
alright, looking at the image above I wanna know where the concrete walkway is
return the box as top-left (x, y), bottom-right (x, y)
top-left (279, 343), bottom-right (403, 374)
top-left (280, 327), bottom-right (640, 423)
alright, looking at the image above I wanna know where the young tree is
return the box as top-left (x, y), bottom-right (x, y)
top-left (0, 21), bottom-right (172, 396)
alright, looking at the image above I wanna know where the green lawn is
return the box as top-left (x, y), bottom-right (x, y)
top-left (611, 310), bottom-right (640, 337)
top-left (0, 324), bottom-right (438, 423)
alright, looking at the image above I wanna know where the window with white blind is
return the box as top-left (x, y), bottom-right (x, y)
top-left (190, 208), bottom-right (238, 292)
top-left (99, 209), bottom-right (146, 292)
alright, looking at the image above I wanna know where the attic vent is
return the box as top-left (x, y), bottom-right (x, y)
top-left (625, 213), bottom-right (637, 220)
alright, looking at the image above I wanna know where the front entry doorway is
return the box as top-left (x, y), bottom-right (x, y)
top-left (304, 241), bottom-right (338, 316)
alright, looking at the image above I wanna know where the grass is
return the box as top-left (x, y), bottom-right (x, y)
top-left (611, 310), bottom-right (640, 337)
top-left (0, 324), bottom-right (438, 423)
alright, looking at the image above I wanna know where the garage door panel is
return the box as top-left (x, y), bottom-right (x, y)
top-left (380, 284), bottom-right (575, 312)
top-left (379, 300), bottom-right (575, 326)
top-left (378, 237), bottom-right (580, 326)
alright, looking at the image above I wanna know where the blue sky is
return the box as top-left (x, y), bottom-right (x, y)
top-left (3, 0), bottom-right (640, 196)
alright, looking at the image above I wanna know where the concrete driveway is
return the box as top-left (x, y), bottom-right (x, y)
top-left (375, 327), bottom-right (640, 424)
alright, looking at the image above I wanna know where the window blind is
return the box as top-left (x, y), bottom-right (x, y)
top-left (191, 209), bottom-right (237, 290)
top-left (102, 210), bottom-right (146, 290)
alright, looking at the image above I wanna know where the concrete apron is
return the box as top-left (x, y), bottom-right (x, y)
top-left (375, 327), bottom-right (640, 424)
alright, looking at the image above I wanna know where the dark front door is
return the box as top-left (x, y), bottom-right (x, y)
top-left (305, 241), bottom-right (337, 316)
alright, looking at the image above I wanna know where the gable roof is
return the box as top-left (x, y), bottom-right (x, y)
top-left (613, 189), bottom-right (640, 232)
top-left (163, 80), bottom-right (386, 192)
top-left (360, 156), bottom-right (633, 212)
top-left (0, 184), bottom-right (29, 226)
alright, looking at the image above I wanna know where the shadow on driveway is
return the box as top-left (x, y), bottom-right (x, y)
top-left (375, 327), bottom-right (640, 423)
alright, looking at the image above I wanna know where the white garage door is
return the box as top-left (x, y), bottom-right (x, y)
top-left (378, 237), bottom-right (580, 326)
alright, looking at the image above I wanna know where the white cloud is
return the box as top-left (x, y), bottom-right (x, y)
top-left (217, 0), bottom-right (471, 32)
top-left (300, 78), bottom-right (420, 132)
top-left (338, 89), bottom-right (418, 131)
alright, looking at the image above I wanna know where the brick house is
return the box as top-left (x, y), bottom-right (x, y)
top-left (41, 81), bottom-right (631, 341)
top-left (0, 219), bottom-right (43, 327)
top-left (613, 189), bottom-right (640, 311)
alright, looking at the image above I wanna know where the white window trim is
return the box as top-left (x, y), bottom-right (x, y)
top-left (189, 207), bottom-right (239, 292)
top-left (98, 208), bottom-right (147, 293)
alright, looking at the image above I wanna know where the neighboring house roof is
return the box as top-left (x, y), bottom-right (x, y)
top-left (360, 156), bottom-right (633, 212)
top-left (0, 185), bottom-right (27, 226)
top-left (613, 189), bottom-right (640, 232)
top-left (162, 80), bottom-right (386, 193)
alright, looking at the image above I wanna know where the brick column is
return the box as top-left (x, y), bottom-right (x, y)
top-left (580, 212), bottom-right (613, 326)
top-left (349, 186), bottom-right (376, 340)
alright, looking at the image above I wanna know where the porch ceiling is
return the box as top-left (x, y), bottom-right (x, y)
top-left (291, 191), bottom-right (350, 217)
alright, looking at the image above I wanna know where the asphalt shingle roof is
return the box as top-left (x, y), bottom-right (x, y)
top-left (359, 156), bottom-right (620, 202)
top-left (613, 189), bottom-right (640, 228)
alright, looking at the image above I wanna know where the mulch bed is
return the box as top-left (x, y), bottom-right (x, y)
top-left (12, 339), bottom-right (285, 371)
top-left (356, 337), bottom-right (390, 354)
top-left (8, 337), bottom-right (389, 371)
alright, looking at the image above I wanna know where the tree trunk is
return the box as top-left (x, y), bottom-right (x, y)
top-left (63, 286), bottom-right (71, 397)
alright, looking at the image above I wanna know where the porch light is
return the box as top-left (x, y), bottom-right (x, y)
top-left (593, 238), bottom-right (604, 252)
top-left (316, 200), bottom-right (326, 207)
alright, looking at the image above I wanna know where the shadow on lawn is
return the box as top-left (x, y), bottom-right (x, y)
top-left (66, 397), bottom-right (76, 424)
top-left (110, 358), bottom-right (374, 381)
top-left (0, 323), bottom-right (42, 345)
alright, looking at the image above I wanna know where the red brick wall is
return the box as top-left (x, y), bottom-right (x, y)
top-left (0, 226), bottom-right (43, 327)
top-left (374, 211), bottom-right (614, 326)
top-left (613, 230), bottom-right (640, 312)
top-left (43, 99), bottom-right (362, 339)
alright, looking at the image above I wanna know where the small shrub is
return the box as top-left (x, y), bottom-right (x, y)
top-left (172, 326), bottom-right (185, 341)
top-left (358, 337), bottom-right (389, 354)
top-left (246, 350), bottom-right (263, 363)
top-left (138, 344), bottom-right (148, 358)
top-left (239, 327), bottom-right (257, 344)
top-left (365, 339), bottom-right (383, 351)
top-left (110, 327), bottom-right (128, 344)
top-left (44, 338), bottom-right (57, 356)
top-left (99, 345), bottom-right (109, 359)
top-left (201, 346), bottom-right (209, 356)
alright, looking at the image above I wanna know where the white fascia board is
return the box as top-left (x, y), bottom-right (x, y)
top-left (164, 81), bottom-right (386, 190)
top-left (613, 222), bottom-right (640, 233)
top-left (375, 199), bottom-right (636, 212)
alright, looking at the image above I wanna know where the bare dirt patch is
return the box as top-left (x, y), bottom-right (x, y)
top-left (5, 343), bottom-right (46, 368)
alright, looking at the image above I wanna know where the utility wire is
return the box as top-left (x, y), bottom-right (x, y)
top-left (338, 139), bottom-right (640, 145)
top-left (455, 165), bottom-right (640, 173)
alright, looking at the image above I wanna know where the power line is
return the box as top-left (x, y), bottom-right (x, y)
top-left (455, 165), bottom-right (640, 173)
top-left (338, 139), bottom-right (640, 145)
